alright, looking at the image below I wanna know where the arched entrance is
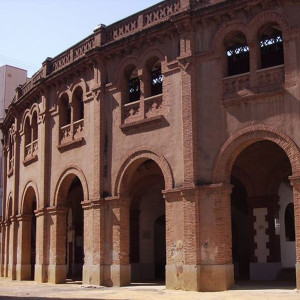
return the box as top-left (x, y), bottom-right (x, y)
top-left (112, 153), bottom-right (169, 286)
top-left (212, 125), bottom-right (300, 289)
top-left (53, 172), bottom-right (85, 283)
top-left (128, 160), bottom-right (166, 283)
top-left (66, 177), bottom-right (84, 281)
top-left (231, 141), bottom-right (295, 283)
top-left (18, 185), bottom-right (37, 280)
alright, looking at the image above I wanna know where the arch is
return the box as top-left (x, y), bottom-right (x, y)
top-left (114, 55), bottom-right (139, 88)
top-left (53, 165), bottom-right (89, 207)
top-left (57, 85), bottom-right (71, 101)
top-left (69, 78), bottom-right (89, 100)
top-left (20, 181), bottom-right (40, 214)
top-left (20, 109), bottom-right (31, 135)
top-left (113, 147), bottom-right (174, 196)
top-left (211, 21), bottom-right (249, 57)
top-left (212, 125), bottom-right (300, 184)
top-left (29, 103), bottom-right (40, 120)
top-left (140, 47), bottom-right (165, 69)
top-left (248, 10), bottom-right (291, 41)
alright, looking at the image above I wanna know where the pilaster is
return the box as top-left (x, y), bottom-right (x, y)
top-left (8, 216), bottom-right (18, 280)
top-left (82, 199), bottom-right (105, 285)
top-left (198, 183), bottom-right (234, 291)
top-left (16, 214), bottom-right (32, 280)
top-left (34, 208), bottom-right (49, 283)
top-left (163, 186), bottom-right (200, 291)
top-left (47, 207), bottom-right (67, 284)
top-left (105, 197), bottom-right (131, 286)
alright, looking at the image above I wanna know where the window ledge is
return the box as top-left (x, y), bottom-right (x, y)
top-left (23, 154), bottom-right (38, 166)
top-left (120, 115), bottom-right (163, 131)
top-left (57, 137), bottom-right (84, 152)
top-left (222, 89), bottom-right (285, 108)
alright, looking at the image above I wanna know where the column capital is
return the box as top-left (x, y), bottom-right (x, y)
top-left (16, 214), bottom-right (32, 222)
top-left (81, 198), bottom-right (105, 210)
top-left (46, 206), bottom-right (67, 216)
top-left (105, 196), bottom-right (131, 208)
top-left (289, 175), bottom-right (300, 190)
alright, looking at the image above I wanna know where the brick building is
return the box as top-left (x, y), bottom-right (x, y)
top-left (1, 0), bottom-right (300, 292)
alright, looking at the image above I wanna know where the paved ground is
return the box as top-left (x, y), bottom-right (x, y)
top-left (0, 279), bottom-right (299, 300)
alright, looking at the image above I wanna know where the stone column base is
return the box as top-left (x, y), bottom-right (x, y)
top-left (83, 264), bottom-right (104, 286)
top-left (107, 264), bottom-right (131, 287)
top-left (200, 264), bottom-right (234, 291)
top-left (297, 263), bottom-right (300, 290)
top-left (16, 264), bottom-right (31, 280)
top-left (35, 264), bottom-right (48, 283)
top-left (166, 264), bottom-right (201, 291)
top-left (7, 264), bottom-right (16, 280)
top-left (48, 264), bottom-right (66, 284)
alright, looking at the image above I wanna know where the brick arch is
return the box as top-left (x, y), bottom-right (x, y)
top-left (114, 55), bottom-right (139, 88)
top-left (113, 147), bottom-right (174, 197)
top-left (20, 109), bottom-right (31, 135)
top-left (212, 125), bottom-right (300, 184)
top-left (248, 10), bottom-right (291, 41)
top-left (211, 21), bottom-right (249, 57)
top-left (69, 78), bottom-right (89, 101)
top-left (20, 181), bottom-right (40, 214)
top-left (140, 47), bottom-right (165, 69)
top-left (53, 165), bottom-right (89, 207)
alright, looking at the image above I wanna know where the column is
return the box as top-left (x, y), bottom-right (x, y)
top-left (7, 216), bottom-right (18, 280)
top-left (289, 176), bottom-right (300, 290)
top-left (16, 214), bottom-right (32, 280)
top-left (198, 184), bottom-right (234, 291)
top-left (34, 209), bottom-right (49, 283)
top-left (82, 200), bottom-right (105, 285)
top-left (163, 187), bottom-right (200, 291)
top-left (106, 197), bottom-right (131, 286)
top-left (48, 207), bottom-right (67, 284)
top-left (1, 221), bottom-right (7, 277)
top-left (4, 221), bottom-right (9, 277)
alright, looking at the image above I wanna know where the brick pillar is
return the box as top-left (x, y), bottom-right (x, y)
top-left (106, 197), bottom-right (131, 286)
top-left (198, 184), bottom-right (234, 291)
top-left (82, 199), bottom-right (104, 285)
top-left (8, 216), bottom-right (18, 280)
top-left (0, 221), bottom-right (7, 277)
top-left (16, 214), bottom-right (32, 280)
top-left (48, 207), bottom-right (67, 284)
top-left (34, 209), bottom-right (49, 283)
top-left (3, 221), bottom-right (9, 277)
top-left (289, 176), bottom-right (300, 290)
top-left (163, 187), bottom-right (200, 291)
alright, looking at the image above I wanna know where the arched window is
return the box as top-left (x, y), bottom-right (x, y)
top-left (72, 87), bottom-right (84, 122)
top-left (24, 117), bottom-right (31, 147)
top-left (128, 68), bottom-right (140, 103)
top-left (32, 112), bottom-right (38, 142)
top-left (225, 32), bottom-right (250, 76)
top-left (151, 61), bottom-right (163, 96)
top-left (8, 133), bottom-right (14, 172)
top-left (259, 24), bottom-right (284, 69)
top-left (60, 94), bottom-right (71, 127)
top-left (285, 203), bottom-right (295, 242)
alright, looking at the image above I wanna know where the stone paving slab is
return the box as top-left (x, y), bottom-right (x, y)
top-left (0, 279), bottom-right (299, 300)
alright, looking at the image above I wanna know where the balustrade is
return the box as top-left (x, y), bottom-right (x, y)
top-left (223, 73), bottom-right (250, 99)
top-left (24, 139), bottom-right (38, 161)
top-left (257, 65), bottom-right (285, 93)
top-left (60, 119), bottom-right (84, 144)
top-left (122, 94), bottom-right (163, 125)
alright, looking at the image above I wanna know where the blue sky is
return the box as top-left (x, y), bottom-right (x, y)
top-left (0, 0), bottom-right (162, 77)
